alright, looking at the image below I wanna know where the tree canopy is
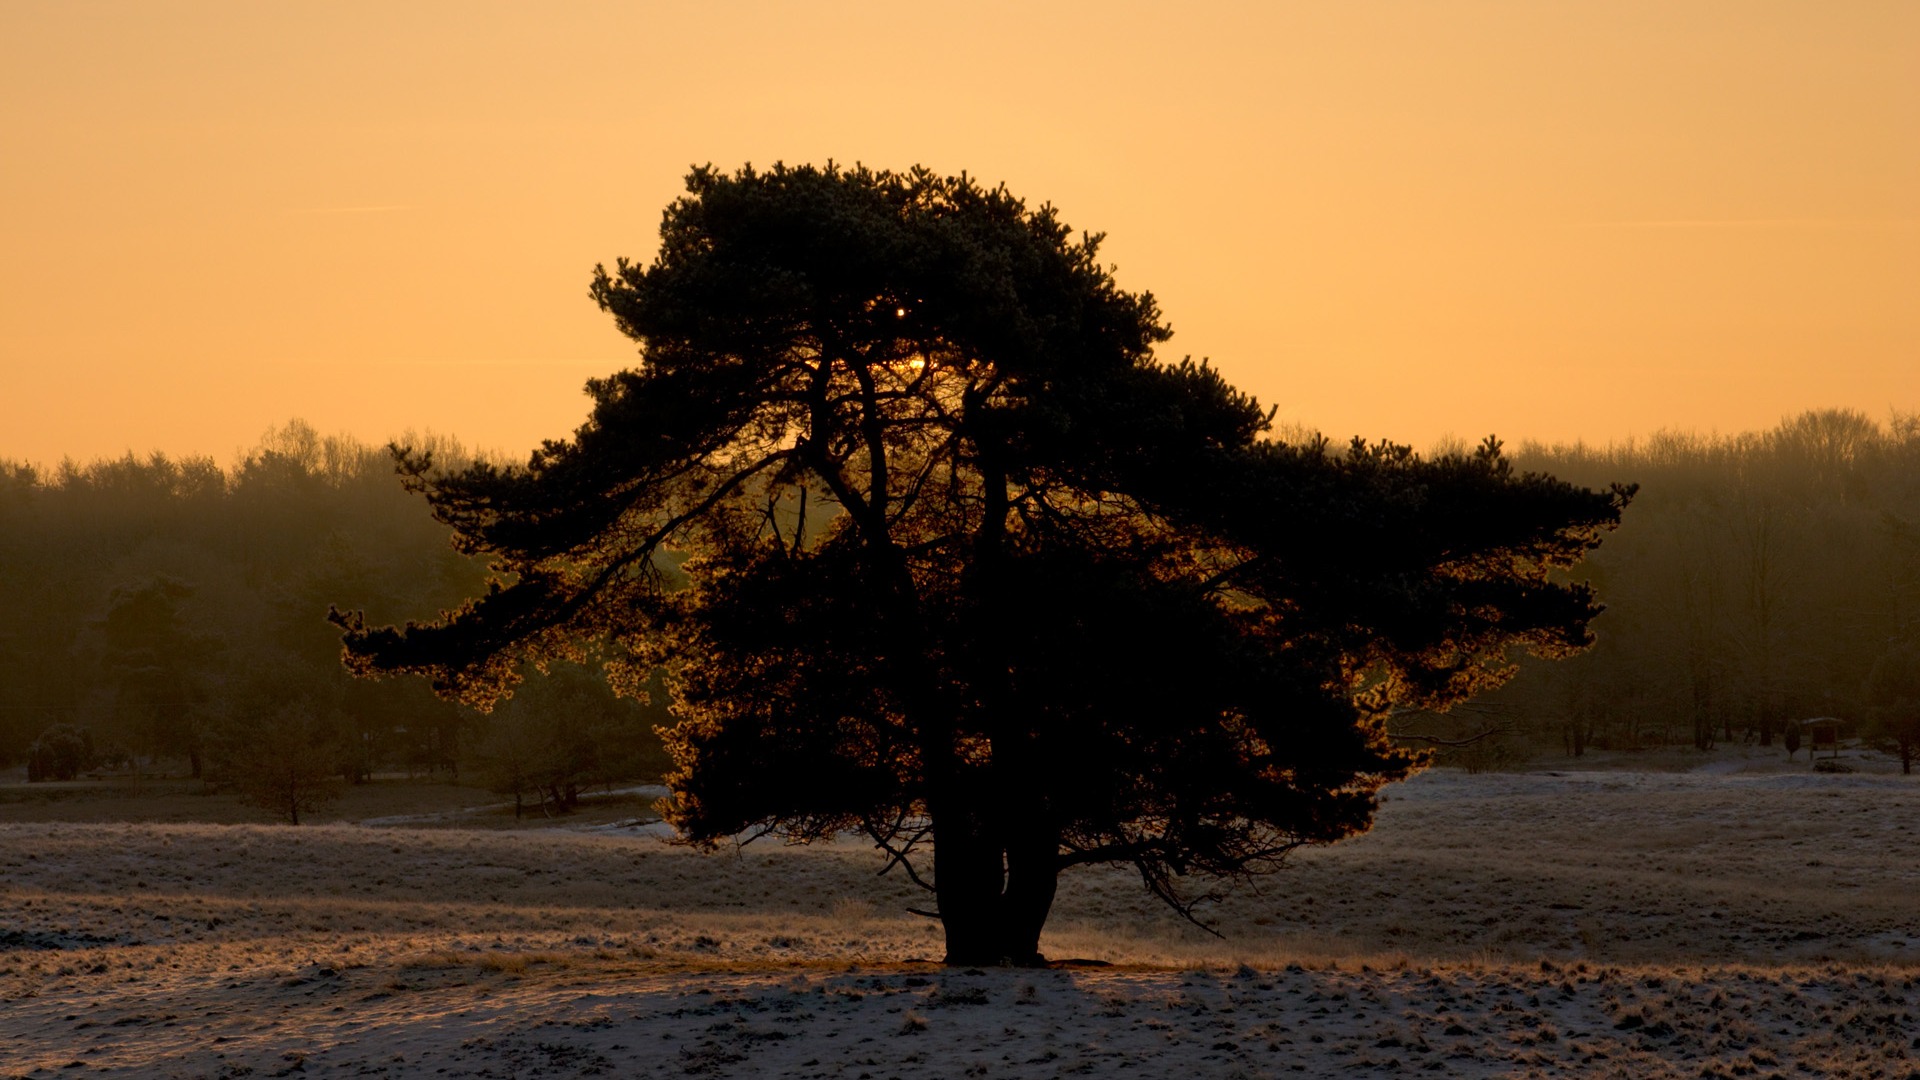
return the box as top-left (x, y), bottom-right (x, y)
top-left (333, 163), bottom-right (1631, 965)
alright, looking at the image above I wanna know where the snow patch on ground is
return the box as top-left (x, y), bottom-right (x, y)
top-left (4, 763), bottom-right (1918, 1076)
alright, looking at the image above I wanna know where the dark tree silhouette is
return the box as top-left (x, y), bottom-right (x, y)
top-left (225, 701), bottom-right (345, 825)
top-left (26, 723), bottom-right (95, 782)
top-left (332, 164), bottom-right (1631, 966)
top-left (100, 576), bottom-right (219, 780)
top-left (1865, 640), bottom-right (1920, 774)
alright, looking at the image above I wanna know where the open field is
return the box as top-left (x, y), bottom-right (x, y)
top-left (4, 746), bottom-right (1919, 1077)
top-left (0, 774), bottom-right (665, 831)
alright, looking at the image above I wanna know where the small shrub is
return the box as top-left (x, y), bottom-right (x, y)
top-left (26, 724), bottom-right (95, 782)
top-left (829, 898), bottom-right (875, 924)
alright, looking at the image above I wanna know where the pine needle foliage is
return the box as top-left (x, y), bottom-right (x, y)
top-left (332, 164), bottom-right (1630, 964)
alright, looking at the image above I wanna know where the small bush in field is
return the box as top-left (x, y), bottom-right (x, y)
top-left (26, 724), bottom-right (94, 782)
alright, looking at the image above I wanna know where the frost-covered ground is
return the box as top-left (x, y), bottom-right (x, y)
top-left (4, 748), bottom-right (1918, 1077)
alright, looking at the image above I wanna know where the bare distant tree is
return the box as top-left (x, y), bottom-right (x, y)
top-left (1865, 641), bottom-right (1920, 774)
top-left (227, 702), bottom-right (344, 825)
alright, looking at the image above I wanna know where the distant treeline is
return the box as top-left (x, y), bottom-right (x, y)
top-left (1471, 408), bottom-right (1920, 761)
top-left (0, 421), bottom-right (669, 812)
top-left (4, 410), bottom-right (1916, 787)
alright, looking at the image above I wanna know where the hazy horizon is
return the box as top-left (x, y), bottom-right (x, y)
top-left (4, 1), bottom-right (1915, 467)
top-left (4, 404), bottom-right (1917, 476)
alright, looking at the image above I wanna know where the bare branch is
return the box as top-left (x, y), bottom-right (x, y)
top-left (1387, 726), bottom-right (1505, 748)
top-left (734, 823), bottom-right (780, 849)
top-left (864, 817), bottom-right (937, 893)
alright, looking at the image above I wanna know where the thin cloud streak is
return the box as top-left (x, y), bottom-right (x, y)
top-left (288, 205), bottom-right (414, 215)
top-left (1569, 217), bottom-right (1919, 229)
top-left (272, 357), bottom-right (623, 367)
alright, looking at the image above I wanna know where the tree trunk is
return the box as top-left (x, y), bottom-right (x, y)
top-left (929, 775), bottom-right (1061, 967)
top-left (1565, 720), bottom-right (1586, 757)
top-left (996, 822), bottom-right (1060, 966)
top-left (932, 805), bottom-right (1004, 966)
top-left (1691, 676), bottom-right (1715, 751)
top-left (930, 829), bottom-right (1060, 966)
top-left (861, 427), bottom-right (1059, 965)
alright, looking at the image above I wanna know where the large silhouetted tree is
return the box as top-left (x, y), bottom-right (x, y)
top-left (333, 163), bottom-right (1631, 965)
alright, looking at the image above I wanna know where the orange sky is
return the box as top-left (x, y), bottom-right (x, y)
top-left (3, 1), bottom-right (1915, 467)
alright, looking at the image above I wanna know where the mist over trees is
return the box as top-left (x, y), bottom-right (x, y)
top-left (1443, 409), bottom-right (1920, 761)
top-left (0, 421), bottom-right (671, 801)
top-left (5, 403), bottom-right (1915, 812)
